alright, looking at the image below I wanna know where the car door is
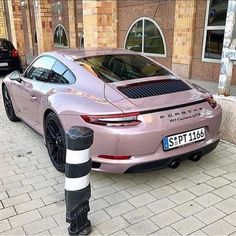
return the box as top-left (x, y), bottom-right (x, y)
top-left (11, 56), bottom-right (56, 128)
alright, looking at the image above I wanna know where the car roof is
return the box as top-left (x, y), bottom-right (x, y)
top-left (0, 38), bottom-right (10, 42)
top-left (46, 48), bottom-right (138, 61)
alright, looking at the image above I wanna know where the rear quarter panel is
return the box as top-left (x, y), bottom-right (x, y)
top-left (39, 54), bottom-right (123, 137)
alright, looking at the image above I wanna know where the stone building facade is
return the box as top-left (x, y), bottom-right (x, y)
top-left (0, 0), bottom-right (8, 38)
top-left (1, 0), bottom-right (235, 85)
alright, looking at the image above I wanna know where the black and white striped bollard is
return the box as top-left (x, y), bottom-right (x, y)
top-left (65, 126), bottom-right (94, 235)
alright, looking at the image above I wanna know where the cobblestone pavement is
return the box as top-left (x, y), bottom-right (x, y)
top-left (0, 76), bottom-right (236, 235)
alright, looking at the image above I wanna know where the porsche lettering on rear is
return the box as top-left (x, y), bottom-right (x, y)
top-left (160, 107), bottom-right (203, 119)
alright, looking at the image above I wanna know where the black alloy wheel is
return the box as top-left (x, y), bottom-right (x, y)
top-left (2, 85), bottom-right (19, 122)
top-left (45, 112), bottom-right (66, 172)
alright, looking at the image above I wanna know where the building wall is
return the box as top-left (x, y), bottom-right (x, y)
top-left (83, 0), bottom-right (117, 48)
top-left (21, 0), bottom-right (34, 64)
top-left (67, 0), bottom-right (77, 48)
top-left (0, 0), bottom-right (8, 38)
top-left (28, 0), bottom-right (38, 57)
top-left (46, 0), bottom-right (83, 50)
top-left (117, 0), bottom-right (236, 85)
top-left (9, 0), bottom-right (27, 65)
top-left (34, 0), bottom-right (53, 54)
top-left (51, 0), bottom-right (70, 50)
top-left (2, 0), bottom-right (236, 85)
top-left (172, 0), bottom-right (196, 80)
top-left (191, 0), bottom-right (236, 85)
top-left (75, 0), bottom-right (84, 47)
top-left (117, 0), bottom-right (175, 69)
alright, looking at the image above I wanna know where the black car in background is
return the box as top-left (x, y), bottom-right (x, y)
top-left (0, 38), bottom-right (22, 73)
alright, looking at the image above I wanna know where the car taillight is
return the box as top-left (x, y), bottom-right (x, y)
top-left (207, 96), bottom-right (217, 108)
top-left (98, 155), bottom-right (131, 160)
top-left (12, 49), bottom-right (19, 57)
top-left (81, 112), bottom-right (141, 127)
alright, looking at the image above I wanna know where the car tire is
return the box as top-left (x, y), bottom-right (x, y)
top-left (2, 85), bottom-right (19, 122)
top-left (45, 112), bottom-right (66, 172)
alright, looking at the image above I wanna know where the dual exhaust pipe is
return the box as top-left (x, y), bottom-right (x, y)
top-left (168, 153), bottom-right (202, 169)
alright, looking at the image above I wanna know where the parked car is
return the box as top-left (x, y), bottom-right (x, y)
top-left (0, 38), bottom-right (22, 73)
top-left (1, 49), bottom-right (222, 173)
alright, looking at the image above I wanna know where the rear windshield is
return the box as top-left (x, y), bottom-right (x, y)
top-left (0, 40), bottom-right (13, 51)
top-left (76, 54), bottom-right (171, 82)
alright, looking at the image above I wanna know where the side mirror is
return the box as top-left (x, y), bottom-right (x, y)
top-left (9, 70), bottom-right (21, 83)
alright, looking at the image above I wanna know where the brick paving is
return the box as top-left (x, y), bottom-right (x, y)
top-left (0, 76), bottom-right (236, 235)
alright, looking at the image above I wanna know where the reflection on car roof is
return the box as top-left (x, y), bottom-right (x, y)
top-left (50, 48), bottom-right (139, 61)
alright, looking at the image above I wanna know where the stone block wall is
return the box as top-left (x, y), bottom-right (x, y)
top-left (83, 0), bottom-right (117, 48)
top-left (67, 0), bottom-right (76, 48)
top-left (35, 0), bottom-right (53, 54)
top-left (7, 0), bottom-right (26, 64)
top-left (0, 0), bottom-right (7, 38)
top-left (172, 0), bottom-right (196, 79)
top-left (75, 0), bottom-right (83, 47)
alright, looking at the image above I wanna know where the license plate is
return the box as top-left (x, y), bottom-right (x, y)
top-left (0, 62), bottom-right (8, 67)
top-left (163, 128), bottom-right (205, 151)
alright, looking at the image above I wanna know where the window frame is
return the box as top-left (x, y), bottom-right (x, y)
top-left (202, 0), bottom-right (227, 63)
top-left (24, 55), bottom-right (56, 81)
top-left (49, 60), bottom-right (76, 85)
top-left (53, 24), bottom-right (69, 48)
top-left (124, 17), bottom-right (167, 58)
top-left (76, 54), bottom-right (171, 83)
top-left (24, 55), bottom-right (76, 85)
top-left (24, 55), bottom-right (48, 78)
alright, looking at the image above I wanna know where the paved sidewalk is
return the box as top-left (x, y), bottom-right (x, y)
top-left (0, 77), bottom-right (236, 235)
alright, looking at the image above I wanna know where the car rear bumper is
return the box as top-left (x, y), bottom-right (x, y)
top-left (90, 136), bottom-right (220, 173)
top-left (0, 58), bottom-right (21, 71)
top-left (125, 139), bottom-right (219, 173)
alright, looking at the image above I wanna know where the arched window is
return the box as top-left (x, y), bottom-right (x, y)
top-left (125, 17), bottom-right (166, 57)
top-left (54, 24), bottom-right (68, 47)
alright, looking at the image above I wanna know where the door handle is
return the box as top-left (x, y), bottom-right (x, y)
top-left (30, 95), bottom-right (37, 101)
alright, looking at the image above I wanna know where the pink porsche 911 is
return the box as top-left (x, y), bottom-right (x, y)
top-left (2, 49), bottom-right (222, 174)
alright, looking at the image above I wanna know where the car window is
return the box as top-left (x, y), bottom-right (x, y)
top-left (63, 70), bottom-right (76, 84)
top-left (0, 40), bottom-right (13, 51)
top-left (25, 56), bottom-right (56, 82)
top-left (76, 54), bottom-right (171, 83)
top-left (52, 60), bottom-right (67, 75)
top-left (47, 60), bottom-right (76, 84)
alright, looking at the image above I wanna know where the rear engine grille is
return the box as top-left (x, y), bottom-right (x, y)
top-left (118, 79), bottom-right (191, 99)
